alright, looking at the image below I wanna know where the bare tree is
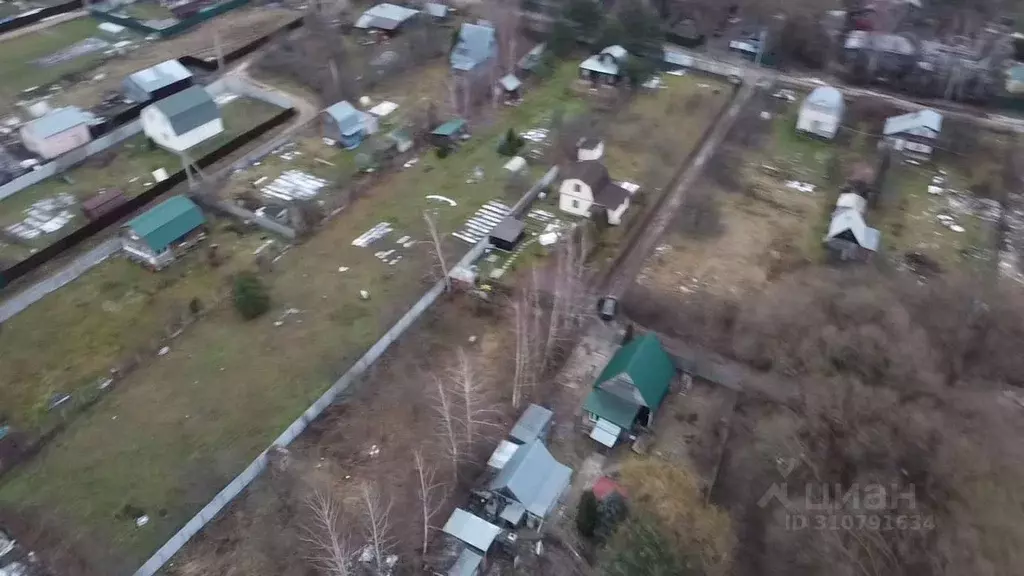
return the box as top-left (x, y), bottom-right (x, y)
top-left (423, 210), bottom-right (450, 291)
top-left (433, 374), bottom-right (462, 480)
top-left (512, 298), bottom-right (529, 408)
top-left (413, 450), bottom-right (447, 556)
top-left (301, 489), bottom-right (353, 576)
top-left (542, 228), bottom-right (590, 367)
top-left (358, 483), bottom-right (394, 575)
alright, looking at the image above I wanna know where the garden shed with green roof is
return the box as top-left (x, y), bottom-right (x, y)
top-left (582, 333), bottom-right (676, 447)
top-left (122, 195), bottom-right (206, 270)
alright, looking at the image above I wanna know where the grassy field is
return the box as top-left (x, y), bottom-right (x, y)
top-left (0, 220), bottom-right (269, 432)
top-left (0, 62), bottom-right (593, 572)
top-left (877, 163), bottom-right (993, 271)
top-left (0, 97), bottom-right (284, 254)
top-left (0, 17), bottom-right (132, 102)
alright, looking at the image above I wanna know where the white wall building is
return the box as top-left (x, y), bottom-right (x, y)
top-left (20, 107), bottom-right (94, 160)
top-left (797, 85), bottom-right (845, 139)
top-left (141, 85), bottom-right (223, 154)
top-left (558, 161), bottom-right (630, 226)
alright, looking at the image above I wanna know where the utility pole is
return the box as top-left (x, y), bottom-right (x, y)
top-left (179, 151), bottom-right (207, 190)
top-left (755, 28), bottom-right (767, 68)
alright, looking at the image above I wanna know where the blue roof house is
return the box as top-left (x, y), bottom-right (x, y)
top-left (450, 22), bottom-right (498, 72)
top-left (323, 101), bottom-right (379, 149)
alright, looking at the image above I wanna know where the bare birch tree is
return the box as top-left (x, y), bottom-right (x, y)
top-left (301, 489), bottom-right (353, 576)
top-left (423, 210), bottom-right (450, 290)
top-left (433, 374), bottom-right (462, 479)
top-left (512, 275), bottom-right (540, 407)
top-left (413, 449), bottom-right (447, 556)
top-left (542, 228), bottom-right (590, 367)
top-left (358, 483), bottom-right (394, 576)
top-left (452, 348), bottom-right (499, 447)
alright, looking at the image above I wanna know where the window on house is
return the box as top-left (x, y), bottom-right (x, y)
top-left (573, 182), bottom-right (582, 193)
top-left (572, 199), bottom-right (581, 209)
top-left (587, 411), bottom-right (599, 423)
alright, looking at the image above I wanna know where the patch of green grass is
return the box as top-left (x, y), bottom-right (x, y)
top-left (0, 220), bottom-right (266, 433)
top-left (877, 164), bottom-right (991, 271)
top-left (0, 62), bottom-right (586, 570)
top-left (119, 1), bottom-right (174, 21)
top-left (0, 17), bottom-right (131, 102)
top-left (0, 98), bottom-right (285, 253)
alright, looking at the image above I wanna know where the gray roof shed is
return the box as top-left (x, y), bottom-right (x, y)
top-left (509, 404), bottom-right (553, 445)
top-left (23, 107), bottom-right (94, 139)
top-left (442, 509), bottom-right (502, 553)
top-left (450, 22), bottom-right (497, 71)
top-left (151, 86), bottom-right (220, 136)
top-left (355, 3), bottom-right (420, 30)
top-left (124, 60), bottom-right (192, 99)
top-left (424, 2), bottom-right (448, 18)
top-left (325, 100), bottom-right (363, 136)
top-left (448, 546), bottom-right (484, 576)
top-left (883, 109), bottom-right (942, 137)
top-left (488, 439), bottom-right (572, 518)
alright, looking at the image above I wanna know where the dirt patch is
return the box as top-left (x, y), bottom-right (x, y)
top-left (649, 379), bottom-right (738, 490)
top-left (638, 181), bottom-right (822, 300)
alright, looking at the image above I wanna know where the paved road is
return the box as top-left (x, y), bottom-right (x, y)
top-left (0, 237), bottom-right (121, 323)
top-left (604, 79), bottom-right (758, 298)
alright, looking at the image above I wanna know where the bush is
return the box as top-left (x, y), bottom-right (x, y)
top-left (597, 491), bottom-right (629, 540)
top-left (435, 146), bottom-right (451, 159)
top-left (576, 490), bottom-right (599, 538)
top-left (497, 128), bottom-right (526, 157)
top-left (233, 272), bottom-right (270, 320)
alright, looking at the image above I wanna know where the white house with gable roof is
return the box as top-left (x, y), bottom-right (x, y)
top-left (883, 109), bottom-right (943, 158)
top-left (797, 86), bottom-right (844, 139)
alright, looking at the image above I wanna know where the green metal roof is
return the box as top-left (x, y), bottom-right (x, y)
top-left (127, 195), bottom-right (205, 252)
top-left (583, 388), bottom-right (639, 430)
top-left (594, 333), bottom-right (675, 409)
top-left (151, 85), bottom-right (220, 135)
top-left (431, 118), bottom-right (466, 137)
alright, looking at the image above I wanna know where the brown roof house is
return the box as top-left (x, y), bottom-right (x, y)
top-left (558, 159), bottom-right (631, 225)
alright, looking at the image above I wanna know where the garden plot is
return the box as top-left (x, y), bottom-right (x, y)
top-left (0, 62), bottom-right (591, 570)
top-left (453, 199), bottom-right (511, 244)
top-left (0, 96), bottom-right (284, 258)
top-left (0, 216), bottom-right (271, 436)
top-left (0, 17), bottom-right (138, 106)
top-left (878, 163), bottom-right (996, 272)
top-left (630, 91), bottom-right (834, 301)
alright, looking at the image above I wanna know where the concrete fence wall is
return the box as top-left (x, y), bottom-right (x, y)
top-left (0, 120), bottom-right (143, 202)
top-left (132, 236), bottom-right (492, 576)
top-left (132, 165), bottom-right (558, 575)
top-left (206, 76), bottom-right (296, 110)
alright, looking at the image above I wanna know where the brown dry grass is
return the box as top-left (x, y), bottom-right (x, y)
top-left (168, 298), bottom-right (520, 576)
top-left (638, 177), bottom-right (823, 300)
